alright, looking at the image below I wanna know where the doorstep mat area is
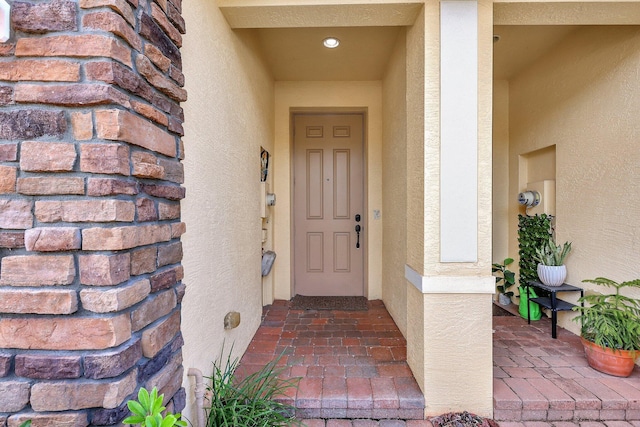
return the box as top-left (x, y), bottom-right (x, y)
top-left (290, 295), bottom-right (368, 311)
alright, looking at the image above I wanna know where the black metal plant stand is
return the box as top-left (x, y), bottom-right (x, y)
top-left (526, 280), bottom-right (584, 338)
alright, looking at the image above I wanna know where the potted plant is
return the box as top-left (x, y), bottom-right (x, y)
top-left (572, 277), bottom-right (640, 377)
top-left (492, 257), bottom-right (516, 305)
top-left (534, 237), bottom-right (572, 286)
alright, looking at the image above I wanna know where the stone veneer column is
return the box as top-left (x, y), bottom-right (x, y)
top-left (0, 0), bottom-right (187, 425)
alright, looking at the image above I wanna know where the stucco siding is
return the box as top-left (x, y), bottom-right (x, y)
top-left (382, 30), bottom-right (408, 335)
top-left (181, 1), bottom-right (275, 421)
top-left (509, 26), bottom-right (640, 334)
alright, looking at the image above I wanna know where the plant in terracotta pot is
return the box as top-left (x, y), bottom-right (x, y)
top-left (534, 238), bottom-right (572, 286)
top-left (572, 277), bottom-right (640, 377)
top-left (492, 257), bottom-right (516, 305)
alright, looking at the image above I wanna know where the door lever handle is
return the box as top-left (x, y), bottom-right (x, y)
top-left (355, 224), bottom-right (361, 249)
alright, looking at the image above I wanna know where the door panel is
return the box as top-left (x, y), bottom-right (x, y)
top-left (306, 150), bottom-right (323, 219)
top-left (306, 233), bottom-right (324, 272)
top-left (333, 232), bottom-right (351, 272)
top-left (293, 113), bottom-right (364, 296)
top-left (333, 150), bottom-right (350, 219)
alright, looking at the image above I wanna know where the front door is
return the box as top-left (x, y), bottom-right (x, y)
top-left (293, 113), bottom-right (365, 296)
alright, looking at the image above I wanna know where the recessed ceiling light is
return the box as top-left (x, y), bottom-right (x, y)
top-left (323, 37), bottom-right (340, 49)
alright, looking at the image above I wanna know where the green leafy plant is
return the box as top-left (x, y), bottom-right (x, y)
top-left (573, 277), bottom-right (640, 351)
top-left (518, 214), bottom-right (553, 286)
top-left (19, 422), bottom-right (32, 427)
top-left (205, 349), bottom-right (301, 427)
top-left (534, 237), bottom-right (572, 266)
top-left (492, 257), bottom-right (516, 297)
top-left (123, 387), bottom-right (187, 427)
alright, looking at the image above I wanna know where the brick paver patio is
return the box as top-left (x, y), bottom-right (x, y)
top-left (238, 300), bottom-right (640, 425)
top-left (493, 311), bottom-right (640, 422)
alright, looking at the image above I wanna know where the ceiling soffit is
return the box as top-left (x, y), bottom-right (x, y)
top-left (218, 0), bottom-right (423, 28)
top-left (494, 2), bottom-right (640, 25)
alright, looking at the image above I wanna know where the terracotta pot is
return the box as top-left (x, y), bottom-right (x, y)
top-left (537, 264), bottom-right (566, 287)
top-left (581, 337), bottom-right (638, 377)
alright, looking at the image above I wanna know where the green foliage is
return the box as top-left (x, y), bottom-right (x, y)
top-left (518, 214), bottom-right (553, 286)
top-left (492, 257), bottom-right (516, 297)
top-left (573, 277), bottom-right (640, 351)
top-left (123, 387), bottom-right (187, 427)
top-left (19, 422), bottom-right (32, 427)
top-left (205, 349), bottom-right (302, 427)
top-left (534, 238), bottom-right (572, 266)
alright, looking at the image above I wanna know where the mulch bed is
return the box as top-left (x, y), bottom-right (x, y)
top-left (430, 411), bottom-right (499, 427)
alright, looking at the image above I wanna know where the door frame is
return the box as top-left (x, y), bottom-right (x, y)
top-left (289, 107), bottom-right (369, 298)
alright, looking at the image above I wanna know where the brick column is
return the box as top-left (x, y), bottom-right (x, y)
top-left (0, 0), bottom-right (187, 425)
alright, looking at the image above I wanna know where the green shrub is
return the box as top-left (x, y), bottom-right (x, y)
top-left (518, 214), bottom-right (552, 286)
top-left (123, 387), bottom-right (187, 427)
top-left (205, 349), bottom-right (301, 427)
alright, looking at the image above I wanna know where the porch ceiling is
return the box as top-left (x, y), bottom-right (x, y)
top-left (220, 1), bottom-right (582, 82)
top-left (255, 26), bottom-right (402, 81)
top-left (255, 25), bottom-right (578, 82)
top-left (493, 25), bottom-right (578, 80)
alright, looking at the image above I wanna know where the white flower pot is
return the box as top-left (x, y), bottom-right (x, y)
top-left (498, 293), bottom-right (511, 306)
top-left (537, 264), bottom-right (567, 287)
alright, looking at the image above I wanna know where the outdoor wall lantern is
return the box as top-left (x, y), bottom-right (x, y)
top-left (0, 0), bottom-right (9, 43)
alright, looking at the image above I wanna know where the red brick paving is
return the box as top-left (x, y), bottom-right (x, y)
top-left (493, 311), bottom-right (640, 422)
top-left (238, 300), bottom-right (640, 424)
top-left (238, 300), bottom-right (425, 421)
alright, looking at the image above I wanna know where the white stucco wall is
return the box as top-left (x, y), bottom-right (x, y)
top-left (381, 30), bottom-right (408, 335)
top-left (509, 26), bottom-right (640, 334)
top-left (272, 81), bottom-right (383, 301)
top-left (181, 1), bottom-right (275, 421)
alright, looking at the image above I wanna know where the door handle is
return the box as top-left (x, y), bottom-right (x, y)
top-left (355, 224), bottom-right (361, 249)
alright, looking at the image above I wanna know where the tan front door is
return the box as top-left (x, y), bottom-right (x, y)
top-left (293, 113), bottom-right (365, 296)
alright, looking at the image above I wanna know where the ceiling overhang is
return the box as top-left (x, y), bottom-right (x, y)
top-left (218, 0), bottom-right (424, 28)
top-left (495, 2), bottom-right (640, 25)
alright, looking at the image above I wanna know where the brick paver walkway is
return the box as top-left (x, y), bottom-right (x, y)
top-left (238, 300), bottom-right (425, 420)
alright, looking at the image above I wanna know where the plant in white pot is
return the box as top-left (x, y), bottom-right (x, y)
top-left (492, 257), bottom-right (516, 305)
top-left (534, 238), bottom-right (572, 286)
top-left (572, 277), bottom-right (640, 377)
